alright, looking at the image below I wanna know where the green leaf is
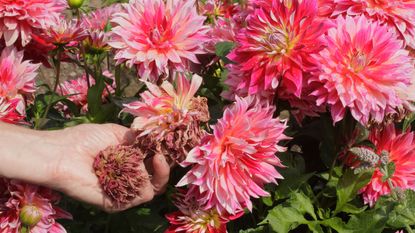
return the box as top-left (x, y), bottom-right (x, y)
top-left (382, 190), bottom-right (415, 228)
top-left (334, 169), bottom-right (373, 215)
top-left (262, 196), bottom-right (273, 207)
top-left (87, 78), bottom-right (105, 116)
top-left (344, 204), bottom-right (393, 233)
top-left (289, 192), bottom-right (317, 220)
top-left (215, 41), bottom-right (235, 57)
top-left (320, 218), bottom-right (349, 233)
top-left (239, 226), bottom-right (266, 233)
top-left (341, 203), bottom-right (367, 214)
top-left (261, 206), bottom-right (306, 233)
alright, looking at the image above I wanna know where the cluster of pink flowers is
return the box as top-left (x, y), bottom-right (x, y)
top-left (222, 0), bottom-right (415, 126)
top-left (0, 47), bottom-right (39, 124)
top-left (109, 0), bottom-right (208, 82)
top-left (0, 0), bottom-right (66, 47)
top-left (0, 179), bottom-right (71, 233)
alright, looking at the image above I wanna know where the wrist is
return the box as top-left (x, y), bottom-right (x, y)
top-left (0, 124), bottom-right (61, 187)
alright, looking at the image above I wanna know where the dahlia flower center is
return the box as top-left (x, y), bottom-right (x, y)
top-left (191, 210), bottom-right (221, 230)
top-left (349, 51), bottom-right (368, 72)
top-left (264, 29), bottom-right (295, 56)
top-left (149, 27), bottom-right (170, 48)
top-left (19, 205), bottom-right (42, 227)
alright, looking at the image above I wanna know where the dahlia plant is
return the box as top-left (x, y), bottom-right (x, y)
top-left (2, 0), bottom-right (415, 232)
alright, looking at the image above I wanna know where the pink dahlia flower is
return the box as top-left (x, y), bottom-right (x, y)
top-left (358, 124), bottom-right (415, 207)
top-left (109, 0), bottom-right (208, 82)
top-left (228, 0), bottom-right (330, 98)
top-left (0, 179), bottom-right (71, 233)
top-left (58, 73), bottom-right (113, 114)
top-left (320, 0), bottom-right (415, 49)
top-left (177, 97), bottom-right (290, 214)
top-left (123, 73), bottom-right (209, 165)
top-left (165, 189), bottom-right (243, 233)
top-left (0, 47), bottom-right (40, 98)
top-left (42, 17), bottom-right (88, 46)
top-left (310, 15), bottom-right (415, 125)
top-left (0, 0), bottom-right (66, 47)
top-left (0, 96), bottom-right (25, 124)
top-left (82, 4), bottom-right (122, 31)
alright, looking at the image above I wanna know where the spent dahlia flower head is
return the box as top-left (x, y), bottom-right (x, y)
top-left (0, 0), bottom-right (67, 47)
top-left (165, 189), bottom-right (243, 233)
top-left (356, 124), bottom-right (415, 207)
top-left (93, 145), bottom-right (148, 205)
top-left (0, 179), bottom-right (72, 233)
top-left (177, 96), bottom-right (290, 214)
top-left (319, 0), bottom-right (415, 49)
top-left (310, 15), bottom-right (415, 125)
top-left (109, 0), bottom-right (208, 82)
top-left (227, 0), bottom-right (330, 98)
top-left (124, 73), bottom-right (209, 165)
top-left (0, 47), bottom-right (40, 98)
top-left (0, 96), bottom-right (25, 124)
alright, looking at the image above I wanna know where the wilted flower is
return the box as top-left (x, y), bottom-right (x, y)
top-left (358, 124), bottom-right (415, 207)
top-left (0, 0), bottom-right (66, 47)
top-left (0, 179), bottom-right (72, 233)
top-left (319, 0), bottom-right (415, 49)
top-left (109, 0), bottom-right (208, 82)
top-left (310, 15), bottom-right (415, 125)
top-left (0, 47), bottom-right (40, 98)
top-left (42, 17), bottom-right (88, 46)
top-left (123, 74), bottom-right (209, 165)
top-left (177, 97), bottom-right (289, 214)
top-left (165, 190), bottom-right (243, 233)
top-left (93, 145), bottom-right (148, 205)
top-left (227, 0), bottom-right (330, 98)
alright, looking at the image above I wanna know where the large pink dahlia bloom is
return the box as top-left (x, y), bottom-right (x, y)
top-left (358, 124), bottom-right (415, 207)
top-left (165, 190), bottom-right (242, 233)
top-left (0, 0), bottom-right (66, 47)
top-left (177, 97), bottom-right (289, 214)
top-left (310, 15), bottom-right (415, 125)
top-left (123, 73), bottom-right (209, 164)
top-left (319, 0), bottom-right (415, 49)
top-left (109, 0), bottom-right (208, 82)
top-left (0, 179), bottom-right (71, 233)
top-left (227, 0), bottom-right (330, 98)
top-left (0, 47), bottom-right (40, 98)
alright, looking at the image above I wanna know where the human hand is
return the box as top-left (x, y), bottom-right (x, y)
top-left (43, 124), bottom-right (170, 212)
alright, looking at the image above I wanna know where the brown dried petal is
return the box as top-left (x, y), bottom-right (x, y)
top-left (93, 145), bottom-right (148, 205)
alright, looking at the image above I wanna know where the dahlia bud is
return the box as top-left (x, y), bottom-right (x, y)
top-left (67, 0), bottom-right (84, 9)
top-left (19, 205), bottom-right (42, 227)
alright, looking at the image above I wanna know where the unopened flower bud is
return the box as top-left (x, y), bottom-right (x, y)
top-left (19, 205), bottom-right (42, 227)
top-left (68, 0), bottom-right (84, 9)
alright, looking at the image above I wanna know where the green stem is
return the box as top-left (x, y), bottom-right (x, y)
top-left (35, 48), bottom-right (62, 129)
top-left (406, 224), bottom-right (414, 233)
